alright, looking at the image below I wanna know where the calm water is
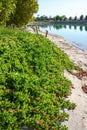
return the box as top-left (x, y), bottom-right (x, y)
top-left (38, 24), bottom-right (87, 52)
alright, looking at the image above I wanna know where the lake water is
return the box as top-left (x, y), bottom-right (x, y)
top-left (38, 24), bottom-right (87, 52)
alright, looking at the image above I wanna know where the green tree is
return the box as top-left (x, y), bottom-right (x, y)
top-left (0, 0), bottom-right (16, 25)
top-left (40, 15), bottom-right (48, 21)
top-left (63, 17), bottom-right (67, 21)
top-left (55, 15), bottom-right (60, 21)
top-left (74, 16), bottom-right (77, 21)
top-left (80, 15), bottom-right (84, 20)
top-left (59, 16), bottom-right (63, 21)
top-left (8, 0), bottom-right (38, 27)
top-left (61, 15), bottom-right (66, 21)
top-left (85, 15), bottom-right (87, 20)
top-left (69, 16), bottom-right (73, 21)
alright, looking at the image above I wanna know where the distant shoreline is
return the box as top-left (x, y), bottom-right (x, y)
top-left (28, 20), bottom-right (87, 26)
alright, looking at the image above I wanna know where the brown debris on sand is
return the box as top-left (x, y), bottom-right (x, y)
top-left (74, 71), bottom-right (87, 79)
top-left (82, 84), bottom-right (87, 93)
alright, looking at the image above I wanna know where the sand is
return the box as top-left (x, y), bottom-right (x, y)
top-left (64, 70), bottom-right (87, 130)
top-left (25, 27), bottom-right (87, 130)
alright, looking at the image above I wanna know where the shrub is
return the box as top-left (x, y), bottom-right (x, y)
top-left (0, 28), bottom-right (77, 130)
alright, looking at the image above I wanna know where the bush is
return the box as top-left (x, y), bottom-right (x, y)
top-left (0, 28), bottom-right (77, 130)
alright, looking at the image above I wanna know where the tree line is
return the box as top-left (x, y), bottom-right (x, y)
top-left (35, 15), bottom-right (87, 22)
top-left (0, 0), bottom-right (38, 27)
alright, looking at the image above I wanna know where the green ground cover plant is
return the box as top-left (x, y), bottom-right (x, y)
top-left (0, 28), bottom-right (79, 130)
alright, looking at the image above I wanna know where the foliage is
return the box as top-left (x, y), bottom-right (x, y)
top-left (68, 17), bottom-right (73, 21)
top-left (0, 28), bottom-right (78, 130)
top-left (7, 0), bottom-right (38, 27)
top-left (35, 14), bottom-right (87, 22)
top-left (85, 15), bottom-right (87, 20)
top-left (0, 0), bottom-right (38, 27)
top-left (54, 15), bottom-right (61, 21)
top-left (0, 0), bottom-right (16, 25)
top-left (79, 15), bottom-right (84, 20)
top-left (0, 0), bottom-right (15, 24)
top-left (74, 16), bottom-right (77, 21)
top-left (35, 15), bottom-right (67, 22)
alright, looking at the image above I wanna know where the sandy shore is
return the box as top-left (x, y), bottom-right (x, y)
top-left (25, 27), bottom-right (87, 130)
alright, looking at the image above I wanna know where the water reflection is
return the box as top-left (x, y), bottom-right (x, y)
top-left (69, 25), bottom-right (72, 29)
top-left (38, 24), bottom-right (87, 32)
top-left (63, 25), bottom-right (67, 29)
top-left (38, 24), bottom-right (87, 51)
top-left (53, 24), bottom-right (62, 29)
top-left (38, 24), bottom-right (48, 28)
top-left (85, 26), bottom-right (87, 31)
top-left (79, 26), bottom-right (83, 31)
top-left (74, 25), bottom-right (77, 30)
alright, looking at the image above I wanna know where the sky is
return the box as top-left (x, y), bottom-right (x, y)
top-left (36, 0), bottom-right (87, 18)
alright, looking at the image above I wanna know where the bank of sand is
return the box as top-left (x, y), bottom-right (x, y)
top-left (25, 27), bottom-right (87, 130)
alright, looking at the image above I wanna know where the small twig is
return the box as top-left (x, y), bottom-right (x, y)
top-left (45, 30), bottom-right (48, 37)
top-left (33, 27), bottom-right (36, 32)
top-left (36, 26), bottom-right (38, 34)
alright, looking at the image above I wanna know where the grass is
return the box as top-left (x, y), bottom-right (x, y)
top-left (0, 28), bottom-right (79, 130)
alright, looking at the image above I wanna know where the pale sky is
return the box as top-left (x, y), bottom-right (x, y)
top-left (36, 0), bottom-right (87, 18)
